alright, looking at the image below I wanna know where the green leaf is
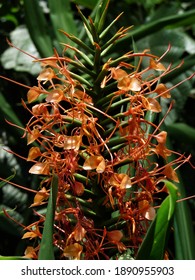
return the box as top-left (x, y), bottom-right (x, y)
top-left (166, 123), bottom-right (195, 145)
top-left (38, 174), bottom-right (58, 260)
top-left (1, 26), bottom-right (41, 75)
top-left (72, 0), bottom-right (98, 9)
top-left (0, 93), bottom-right (23, 129)
top-left (0, 205), bottom-right (24, 237)
top-left (0, 171), bottom-right (16, 189)
top-left (174, 198), bottom-right (195, 260)
top-left (48, 0), bottom-right (78, 49)
top-left (23, 0), bottom-right (54, 57)
top-left (0, 256), bottom-right (29, 260)
top-left (136, 180), bottom-right (178, 260)
top-left (113, 9), bottom-right (195, 52)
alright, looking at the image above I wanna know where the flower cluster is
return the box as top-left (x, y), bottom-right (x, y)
top-left (3, 5), bottom-right (192, 260)
top-left (19, 42), bottom-right (189, 260)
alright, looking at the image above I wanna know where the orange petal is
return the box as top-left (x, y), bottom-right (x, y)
top-left (155, 83), bottom-right (171, 98)
top-left (30, 187), bottom-right (49, 207)
top-left (27, 86), bottom-right (40, 103)
top-left (27, 147), bottom-right (41, 161)
top-left (107, 230), bottom-right (123, 242)
top-left (120, 174), bottom-right (132, 189)
top-left (150, 58), bottom-right (166, 71)
top-left (27, 129), bottom-right (40, 145)
top-left (162, 165), bottom-right (179, 182)
top-left (117, 241), bottom-right (127, 253)
top-left (73, 181), bottom-right (84, 196)
top-left (96, 158), bottom-right (106, 173)
top-left (147, 97), bottom-right (161, 112)
top-left (45, 89), bottom-right (64, 103)
top-left (24, 246), bottom-right (37, 259)
top-left (143, 206), bottom-right (156, 220)
top-left (83, 155), bottom-right (105, 172)
top-left (37, 67), bottom-right (55, 82)
top-left (155, 131), bottom-right (167, 144)
top-left (138, 199), bottom-right (150, 210)
top-left (73, 223), bottom-right (87, 242)
top-left (29, 162), bottom-right (50, 175)
top-left (111, 68), bottom-right (128, 80)
top-left (155, 143), bottom-right (172, 159)
top-left (108, 173), bottom-right (131, 189)
top-left (138, 200), bottom-right (156, 220)
top-left (22, 231), bottom-right (38, 240)
top-left (64, 135), bottom-right (82, 150)
top-left (63, 243), bottom-right (83, 260)
top-left (118, 76), bottom-right (141, 91)
top-left (32, 104), bottom-right (49, 116)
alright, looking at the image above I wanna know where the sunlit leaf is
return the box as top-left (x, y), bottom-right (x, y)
top-left (1, 25), bottom-right (41, 75)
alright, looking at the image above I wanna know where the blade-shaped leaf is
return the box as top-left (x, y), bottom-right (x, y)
top-left (0, 172), bottom-right (16, 189)
top-left (0, 256), bottom-right (29, 260)
top-left (0, 92), bottom-right (23, 129)
top-left (38, 174), bottom-right (58, 260)
top-left (136, 180), bottom-right (178, 260)
top-left (48, 0), bottom-right (78, 48)
top-left (23, 0), bottom-right (53, 57)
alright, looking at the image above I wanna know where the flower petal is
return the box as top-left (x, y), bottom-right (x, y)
top-left (27, 147), bottom-right (41, 161)
top-left (29, 162), bottom-right (50, 175)
top-left (37, 67), bottom-right (55, 83)
top-left (150, 58), bottom-right (166, 71)
top-left (63, 243), bottom-right (83, 260)
top-left (27, 86), bottom-right (40, 103)
top-left (83, 155), bottom-right (105, 172)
